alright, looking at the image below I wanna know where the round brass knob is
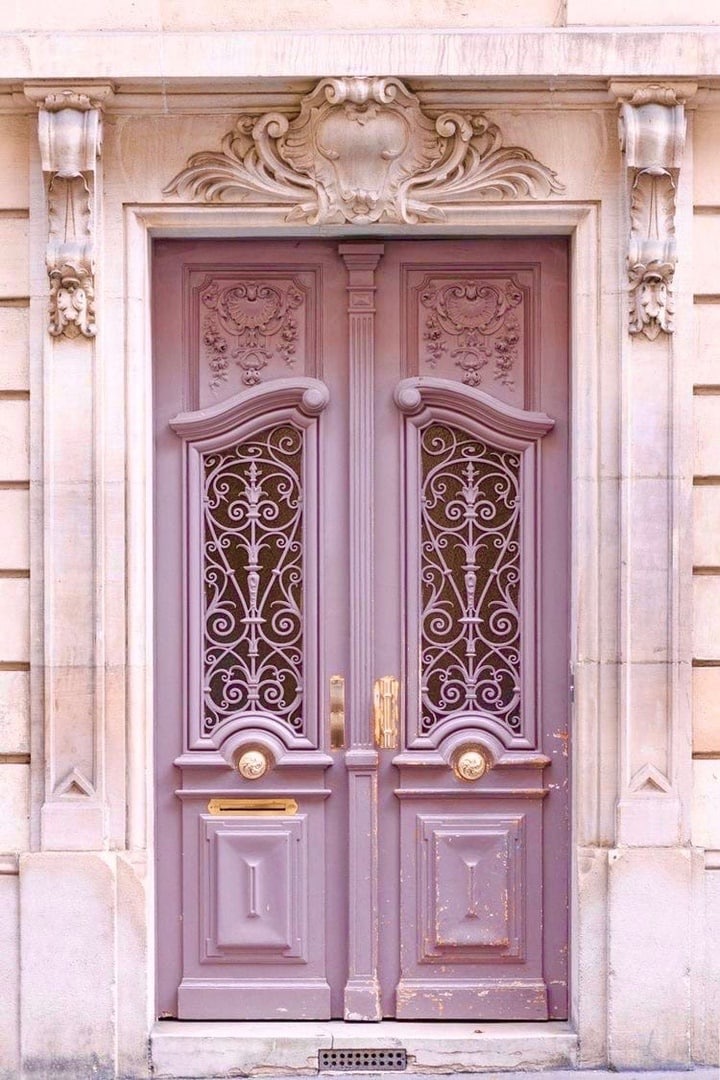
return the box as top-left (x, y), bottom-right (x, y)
top-left (453, 746), bottom-right (489, 782)
top-left (237, 748), bottom-right (270, 780)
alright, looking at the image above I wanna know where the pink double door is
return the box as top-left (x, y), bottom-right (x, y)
top-left (154, 237), bottom-right (569, 1022)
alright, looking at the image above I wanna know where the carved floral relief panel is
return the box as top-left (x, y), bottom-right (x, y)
top-left (402, 268), bottom-right (535, 409)
top-left (187, 269), bottom-right (319, 409)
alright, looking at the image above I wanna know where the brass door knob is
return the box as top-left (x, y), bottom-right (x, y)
top-left (237, 748), bottom-right (270, 780)
top-left (452, 746), bottom-right (490, 782)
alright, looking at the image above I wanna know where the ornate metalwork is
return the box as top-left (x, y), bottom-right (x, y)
top-left (419, 422), bottom-right (521, 735)
top-left (421, 278), bottom-right (523, 388)
top-left (202, 423), bottom-right (304, 735)
top-left (236, 748), bottom-right (271, 780)
top-left (452, 745), bottom-right (490, 781)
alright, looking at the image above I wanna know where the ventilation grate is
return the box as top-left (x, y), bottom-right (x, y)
top-left (318, 1048), bottom-right (408, 1071)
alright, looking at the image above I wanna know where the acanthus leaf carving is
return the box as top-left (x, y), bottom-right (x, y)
top-left (614, 83), bottom-right (692, 341)
top-left (30, 86), bottom-right (113, 339)
top-left (164, 77), bottom-right (564, 225)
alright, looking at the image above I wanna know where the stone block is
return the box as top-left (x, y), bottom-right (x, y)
top-left (608, 846), bottom-right (692, 1069)
top-left (574, 847), bottom-right (608, 1066)
top-left (0, 218), bottom-right (28, 299)
top-left (693, 666), bottom-right (720, 754)
top-left (0, 873), bottom-right (20, 1080)
top-left (0, 306), bottom-right (29, 390)
top-left (164, 0), bottom-right (559, 31)
top-left (694, 576), bottom-right (720, 659)
top-left (0, 399), bottom-right (29, 482)
top-left (695, 304), bottom-right (720, 387)
top-left (116, 853), bottom-right (150, 1080)
top-left (693, 214), bottom-right (720, 297)
top-left (0, 117), bottom-right (30, 210)
top-left (695, 395), bottom-right (720, 476)
top-left (0, 764), bottom-right (28, 851)
top-left (694, 485), bottom-right (720, 566)
top-left (0, 579), bottom-right (29, 663)
top-left (692, 760), bottom-right (720, 850)
top-left (567, 0), bottom-right (720, 22)
top-left (0, 670), bottom-right (29, 754)
top-left (0, 487), bottom-right (28, 569)
top-left (695, 113), bottom-right (720, 206)
top-left (20, 852), bottom-right (116, 1079)
top-left (694, 869), bottom-right (720, 1065)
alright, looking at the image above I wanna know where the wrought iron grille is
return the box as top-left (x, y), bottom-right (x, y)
top-left (202, 423), bottom-right (304, 734)
top-left (419, 421), bottom-right (521, 735)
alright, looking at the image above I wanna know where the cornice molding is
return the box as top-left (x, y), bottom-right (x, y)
top-left (25, 83), bottom-right (114, 339)
top-left (164, 76), bottom-right (563, 225)
top-left (611, 81), bottom-right (696, 341)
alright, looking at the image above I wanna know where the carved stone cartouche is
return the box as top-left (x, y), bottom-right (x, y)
top-left (164, 76), bottom-right (563, 225)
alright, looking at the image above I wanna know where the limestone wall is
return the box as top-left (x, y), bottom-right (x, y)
top-left (0, 0), bottom-right (718, 30)
top-left (0, 110), bottom-right (30, 1080)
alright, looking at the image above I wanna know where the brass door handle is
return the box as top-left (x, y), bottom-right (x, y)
top-left (330, 674), bottom-right (345, 749)
top-left (373, 675), bottom-right (400, 749)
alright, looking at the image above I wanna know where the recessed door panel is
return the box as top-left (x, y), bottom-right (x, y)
top-left (154, 236), bottom-right (569, 1022)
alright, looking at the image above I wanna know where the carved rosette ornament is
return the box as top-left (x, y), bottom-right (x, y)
top-left (614, 84), bottom-right (693, 340)
top-left (164, 77), bottom-right (563, 225)
top-left (28, 86), bottom-right (113, 339)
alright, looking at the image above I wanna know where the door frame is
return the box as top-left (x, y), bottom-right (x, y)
top-left (128, 201), bottom-right (602, 1043)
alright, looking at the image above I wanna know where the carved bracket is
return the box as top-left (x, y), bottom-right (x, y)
top-left (164, 77), bottom-right (563, 225)
top-left (613, 83), bottom-right (694, 341)
top-left (26, 84), bottom-right (113, 339)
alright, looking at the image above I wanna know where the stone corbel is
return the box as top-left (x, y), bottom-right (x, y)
top-left (611, 82), bottom-right (695, 341)
top-left (25, 84), bottom-right (114, 339)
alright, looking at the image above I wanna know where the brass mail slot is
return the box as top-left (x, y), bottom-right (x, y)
top-left (207, 797), bottom-right (298, 816)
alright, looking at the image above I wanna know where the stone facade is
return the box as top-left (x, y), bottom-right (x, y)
top-left (2, 4), bottom-right (720, 1078)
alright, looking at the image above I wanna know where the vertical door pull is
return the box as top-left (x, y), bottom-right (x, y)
top-left (373, 676), bottom-right (400, 749)
top-left (330, 675), bottom-right (346, 749)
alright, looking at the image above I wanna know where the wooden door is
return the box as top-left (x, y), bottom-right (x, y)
top-left (153, 236), bottom-right (569, 1022)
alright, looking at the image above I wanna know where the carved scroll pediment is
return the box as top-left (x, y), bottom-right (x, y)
top-left (164, 77), bottom-right (563, 225)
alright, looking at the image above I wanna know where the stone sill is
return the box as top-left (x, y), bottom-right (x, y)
top-left (151, 1020), bottom-right (577, 1077)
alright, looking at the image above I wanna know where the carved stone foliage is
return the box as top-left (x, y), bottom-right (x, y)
top-left (616, 85), bottom-right (689, 340)
top-left (33, 89), bottom-right (109, 339)
top-left (164, 77), bottom-right (563, 225)
top-left (200, 276), bottom-right (305, 390)
top-left (420, 277), bottom-right (524, 388)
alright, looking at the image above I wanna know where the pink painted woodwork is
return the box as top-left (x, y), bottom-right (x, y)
top-left (153, 236), bottom-right (569, 1023)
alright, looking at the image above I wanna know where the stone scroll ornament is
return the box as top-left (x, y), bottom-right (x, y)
top-left (37, 91), bottom-right (105, 339)
top-left (617, 86), bottom-right (689, 340)
top-left (164, 77), bottom-right (564, 225)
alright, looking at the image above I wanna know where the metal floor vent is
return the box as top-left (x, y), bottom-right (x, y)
top-left (318, 1048), bottom-right (408, 1071)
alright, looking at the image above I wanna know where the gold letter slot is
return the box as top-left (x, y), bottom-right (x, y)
top-left (207, 797), bottom-right (298, 816)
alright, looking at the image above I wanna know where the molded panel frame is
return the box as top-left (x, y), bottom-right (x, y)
top-left (170, 378), bottom-right (329, 753)
top-left (395, 376), bottom-right (554, 754)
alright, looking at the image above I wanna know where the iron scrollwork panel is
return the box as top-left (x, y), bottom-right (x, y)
top-left (419, 421), bottom-right (521, 737)
top-left (171, 379), bottom-right (327, 753)
top-left (396, 377), bottom-right (554, 752)
top-left (202, 423), bottom-right (305, 737)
